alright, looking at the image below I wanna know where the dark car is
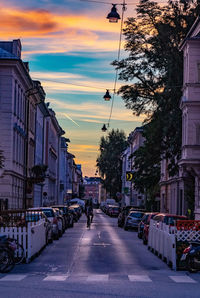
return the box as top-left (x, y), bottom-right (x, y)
top-left (137, 212), bottom-right (158, 244)
top-left (69, 206), bottom-right (79, 222)
top-left (107, 205), bottom-right (120, 217)
top-left (70, 204), bottom-right (82, 219)
top-left (124, 211), bottom-right (144, 230)
top-left (51, 205), bottom-right (73, 228)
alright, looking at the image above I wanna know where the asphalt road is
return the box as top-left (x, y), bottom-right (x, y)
top-left (0, 209), bottom-right (200, 298)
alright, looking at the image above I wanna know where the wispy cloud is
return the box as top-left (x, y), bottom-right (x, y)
top-left (31, 71), bottom-right (115, 93)
top-left (50, 98), bottom-right (146, 123)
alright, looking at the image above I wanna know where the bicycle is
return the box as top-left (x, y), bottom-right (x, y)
top-left (8, 238), bottom-right (25, 265)
top-left (0, 236), bottom-right (25, 273)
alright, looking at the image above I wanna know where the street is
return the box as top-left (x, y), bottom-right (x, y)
top-left (0, 210), bottom-right (199, 298)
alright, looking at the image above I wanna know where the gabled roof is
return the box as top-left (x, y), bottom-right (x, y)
top-left (0, 48), bottom-right (19, 59)
top-left (179, 16), bottom-right (200, 50)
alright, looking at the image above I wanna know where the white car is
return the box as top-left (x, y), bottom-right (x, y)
top-left (29, 207), bottom-right (60, 240)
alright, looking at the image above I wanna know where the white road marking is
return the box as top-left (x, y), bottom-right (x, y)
top-left (87, 274), bottom-right (109, 282)
top-left (93, 243), bottom-right (111, 246)
top-left (128, 275), bottom-right (152, 282)
top-left (0, 274), bottom-right (27, 281)
top-left (169, 276), bottom-right (197, 283)
top-left (43, 275), bottom-right (68, 281)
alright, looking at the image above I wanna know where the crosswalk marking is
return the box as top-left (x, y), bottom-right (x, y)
top-left (128, 275), bottom-right (152, 282)
top-left (0, 274), bottom-right (27, 281)
top-left (86, 274), bottom-right (109, 282)
top-left (169, 276), bottom-right (197, 283)
top-left (0, 273), bottom-right (199, 283)
top-left (43, 275), bottom-right (68, 281)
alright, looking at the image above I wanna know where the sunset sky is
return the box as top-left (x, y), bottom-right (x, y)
top-left (0, 0), bottom-right (145, 176)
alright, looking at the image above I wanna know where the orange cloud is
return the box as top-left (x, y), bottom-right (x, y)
top-left (0, 2), bottom-right (122, 54)
top-left (0, 7), bottom-right (58, 37)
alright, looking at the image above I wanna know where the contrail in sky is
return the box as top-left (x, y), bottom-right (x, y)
top-left (63, 113), bottom-right (80, 127)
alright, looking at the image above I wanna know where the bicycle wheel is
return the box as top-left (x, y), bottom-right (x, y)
top-left (0, 248), bottom-right (15, 273)
top-left (11, 239), bottom-right (25, 265)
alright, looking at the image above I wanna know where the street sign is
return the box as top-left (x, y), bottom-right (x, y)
top-left (126, 172), bottom-right (133, 181)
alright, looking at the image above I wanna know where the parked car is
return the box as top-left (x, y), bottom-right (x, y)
top-left (118, 206), bottom-right (145, 227)
top-left (29, 207), bottom-right (60, 240)
top-left (26, 210), bottom-right (53, 244)
top-left (69, 205), bottom-right (82, 219)
top-left (69, 206), bottom-right (79, 222)
top-left (124, 211), bottom-right (145, 231)
top-left (107, 205), bottom-right (120, 217)
top-left (52, 208), bottom-right (65, 236)
top-left (51, 205), bottom-right (72, 229)
top-left (138, 212), bottom-right (158, 244)
top-left (153, 213), bottom-right (188, 227)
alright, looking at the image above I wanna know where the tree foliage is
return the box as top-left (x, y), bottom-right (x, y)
top-left (113, 0), bottom-right (199, 202)
top-left (96, 129), bottom-right (127, 199)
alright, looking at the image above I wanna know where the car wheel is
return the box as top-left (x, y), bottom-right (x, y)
top-left (187, 257), bottom-right (198, 273)
top-left (54, 233), bottom-right (59, 240)
top-left (143, 235), bottom-right (147, 245)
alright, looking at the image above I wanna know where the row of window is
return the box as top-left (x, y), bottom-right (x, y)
top-left (14, 80), bottom-right (27, 123)
top-left (13, 130), bottom-right (25, 165)
top-left (11, 177), bottom-right (24, 209)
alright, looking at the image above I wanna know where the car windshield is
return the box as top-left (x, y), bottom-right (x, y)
top-left (25, 213), bottom-right (42, 222)
top-left (42, 209), bottom-right (54, 218)
top-left (129, 212), bottom-right (144, 218)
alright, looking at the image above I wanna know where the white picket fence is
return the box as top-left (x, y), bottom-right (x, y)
top-left (148, 220), bottom-right (177, 270)
top-left (148, 219), bottom-right (200, 271)
top-left (0, 219), bottom-right (46, 263)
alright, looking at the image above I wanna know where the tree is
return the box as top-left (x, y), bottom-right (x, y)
top-left (96, 129), bottom-right (127, 199)
top-left (112, 0), bottom-right (199, 207)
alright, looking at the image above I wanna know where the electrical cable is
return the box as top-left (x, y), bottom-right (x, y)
top-left (107, 1), bottom-right (126, 128)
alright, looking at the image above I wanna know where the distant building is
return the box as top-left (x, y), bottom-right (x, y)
top-left (42, 108), bottom-right (64, 206)
top-left (83, 177), bottom-right (102, 203)
top-left (33, 99), bottom-right (49, 207)
top-left (66, 152), bottom-right (75, 201)
top-left (121, 127), bottom-right (145, 207)
top-left (121, 146), bottom-right (131, 206)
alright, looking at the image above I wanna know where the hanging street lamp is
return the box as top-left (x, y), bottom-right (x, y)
top-left (106, 4), bottom-right (121, 23)
top-left (101, 124), bottom-right (107, 132)
top-left (103, 89), bottom-right (111, 101)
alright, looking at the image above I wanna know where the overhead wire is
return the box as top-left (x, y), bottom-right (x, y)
top-left (107, 2), bottom-right (125, 128)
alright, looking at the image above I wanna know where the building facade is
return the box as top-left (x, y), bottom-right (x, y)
top-left (159, 18), bottom-right (200, 219)
top-left (0, 40), bottom-right (38, 209)
top-left (121, 127), bottom-right (145, 207)
top-left (83, 177), bottom-right (102, 204)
